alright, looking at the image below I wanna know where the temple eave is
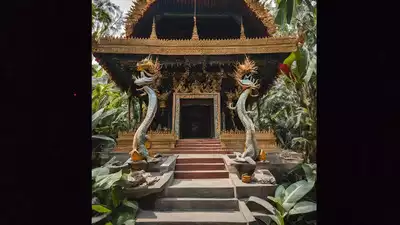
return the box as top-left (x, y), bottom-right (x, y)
top-left (92, 37), bottom-right (297, 55)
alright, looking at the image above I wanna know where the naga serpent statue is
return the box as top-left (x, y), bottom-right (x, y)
top-left (129, 56), bottom-right (162, 162)
top-left (228, 56), bottom-right (260, 161)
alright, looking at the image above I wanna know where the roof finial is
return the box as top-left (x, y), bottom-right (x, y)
top-left (150, 16), bottom-right (157, 40)
top-left (240, 17), bottom-right (246, 40)
top-left (192, 16), bottom-right (199, 40)
top-left (191, 0), bottom-right (199, 40)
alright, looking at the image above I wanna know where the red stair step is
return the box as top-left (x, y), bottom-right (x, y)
top-left (175, 144), bottom-right (222, 147)
top-left (170, 150), bottom-right (232, 154)
top-left (174, 147), bottom-right (221, 150)
top-left (176, 158), bottom-right (224, 164)
top-left (175, 163), bottom-right (226, 171)
top-left (174, 170), bottom-right (229, 179)
top-left (177, 140), bottom-right (220, 143)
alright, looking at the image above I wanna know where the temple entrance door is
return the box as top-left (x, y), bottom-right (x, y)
top-left (180, 99), bottom-right (214, 139)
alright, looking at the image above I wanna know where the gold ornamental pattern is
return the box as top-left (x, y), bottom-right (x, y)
top-left (243, 0), bottom-right (277, 35)
top-left (92, 37), bottom-right (297, 55)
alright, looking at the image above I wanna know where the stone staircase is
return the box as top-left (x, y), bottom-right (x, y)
top-left (172, 139), bottom-right (231, 179)
top-left (135, 139), bottom-right (258, 225)
top-left (136, 179), bottom-right (255, 225)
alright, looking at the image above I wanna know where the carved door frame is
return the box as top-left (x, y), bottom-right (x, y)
top-left (172, 93), bottom-right (220, 139)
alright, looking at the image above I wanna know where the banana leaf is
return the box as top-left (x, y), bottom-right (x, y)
top-left (275, 0), bottom-right (287, 26)
top-left (92, 167), bottom-right (110, 179)
top-left (93, 170), bottom-right (123, 192)
top-left (283, 180), bottom-right (314, 211)
top-left (92, 108), bottom-right (105, 129)
top-left (288, 201), bottom-right (316, 215)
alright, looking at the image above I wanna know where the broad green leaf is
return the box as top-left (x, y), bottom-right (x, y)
top-left (267, 196), bottom-right (285, 215)
top-left (288, 201), bottom-right (316, 215)
top-left (275, 185), bottom-right (286, 202)
top-left (92, 167), bottom-right (110, 179)
top-left (105, 222), bottom-right (113, 225)
top-left (286, 0), bottom-right (294, 24)
top-left (114, 111), bottom-right (128, 122)
top-left (92, 108), bottom-right (105, 128)
top-left (92, 204), bottom-right (111, 213)
top-left (283, 52), bottom-right (297, 66)
top-left (283, 180), bottom-right (314, 211)
top-left (100, 108), bottom-right (118, 121)
top-left (92, 213), bottom-right (109, 224)
top-left (275, 0), bottom-right (287, 26)
top-left (304, 57), bottom-right (316, 83)
top-left (302, 164), bottom-right (316, 182)
top-left (123, 199), bottom-right (138, 211)
top-left (111, 186), bottom-right (123, 208)
top-left (92, 135), bottom-right (116, 145)
top-left (265, 214), bottom-right (283, 225)
top-left (94, 170), bottom-right (123, 191)
top-left (112, 210), bottom-right (135, 225)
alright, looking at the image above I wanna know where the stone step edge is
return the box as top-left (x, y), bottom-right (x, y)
top-left (154, 197), bottom-right (239, 210)
top-left (175, 146), bottom-right (222, 148)
top-left (170, 151), bottom-right (231, 153)
top-left (174, 170), bottom-right (228, 173)
top-left (135, 210), bottom-right (247, 224)
top-left (176, 163), bottom-right (225, 165)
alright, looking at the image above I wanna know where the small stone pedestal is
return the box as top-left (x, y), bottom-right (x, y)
top-left (130, 160), bottom-right (148, 171)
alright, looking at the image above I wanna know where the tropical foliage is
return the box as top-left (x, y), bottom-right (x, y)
top-left (92, 167), bottom-right (138, 225)
top-left (253, 164), bottom-right (317, 225)
top-left (92, 65), bottom-right (139, 139)
top-left (259, 0), bottom-right (317, 163)
top-left (92, 0), bottom-right (124, 41)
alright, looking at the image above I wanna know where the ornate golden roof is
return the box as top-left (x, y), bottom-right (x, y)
top-left (92, 36), bottom-right (297, 55)
top-left (125, 0), bottom-right (278, 37)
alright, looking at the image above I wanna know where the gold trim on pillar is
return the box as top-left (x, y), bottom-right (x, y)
top-left (172, 93), bottom-right (221, 139)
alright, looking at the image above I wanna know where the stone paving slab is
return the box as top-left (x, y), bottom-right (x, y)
top-left (165, 179), bottom-right (235, 198)
top-left (169, 178), bottom-right (233, 187)
top-left (154, 197), bottom-right (239, 211)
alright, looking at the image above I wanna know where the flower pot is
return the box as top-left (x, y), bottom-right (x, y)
top-left (241, 174), bottom-right (252, 183)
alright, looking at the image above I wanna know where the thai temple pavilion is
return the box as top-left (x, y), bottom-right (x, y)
top-left (92, 0), bottom-right (297, 154)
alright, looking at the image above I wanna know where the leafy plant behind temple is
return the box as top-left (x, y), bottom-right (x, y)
top-left (92, 0), bottom-right (124, 41)
top-left (92, 66), bottom-right (139, 139)
top-left (259, 0), bottom-right (316, 163)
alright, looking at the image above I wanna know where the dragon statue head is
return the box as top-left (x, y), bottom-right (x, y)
top-left (234, 56), bottom-right (260, 91)
top-left (134, 55), bottom-right (161, 87)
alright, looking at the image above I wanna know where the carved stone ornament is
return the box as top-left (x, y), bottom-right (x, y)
top-left (172, 71), bottom-right (223, 94)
